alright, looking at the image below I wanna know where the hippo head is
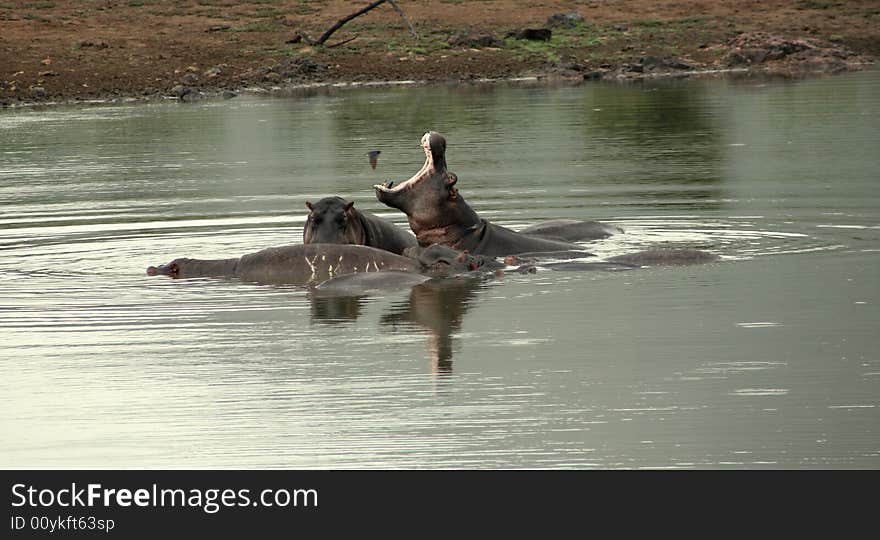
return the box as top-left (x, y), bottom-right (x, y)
top-left (303, 196), bottom-right (366, 245)
top-left (146, 258), bottom-right (189, 278)
top-left (374, 132), bottom-right (480, 245)
top-left (405, 244), bottom-right (500, 275)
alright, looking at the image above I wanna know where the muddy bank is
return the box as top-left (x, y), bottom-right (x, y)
top-left (1, 1), bottom-right (877, 107)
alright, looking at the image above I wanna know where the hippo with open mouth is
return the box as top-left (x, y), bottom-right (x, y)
top-left (303, 196), bottom-right (417, 255)
top-left (373, 131), bottom-right (621, 257)
top-left (146, 243), bottom-right (496, 286)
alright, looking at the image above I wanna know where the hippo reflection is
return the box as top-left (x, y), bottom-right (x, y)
top-left (381, 277), bottom-right (484, 374)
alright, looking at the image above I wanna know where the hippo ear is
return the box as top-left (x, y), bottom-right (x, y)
top-left (305, 201), bottom-right (314, 211)
top-left (343, 201), bottom-right (355, 214)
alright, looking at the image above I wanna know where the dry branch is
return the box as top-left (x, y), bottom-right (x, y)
top-left (297, 0), bottom-right (419, 46)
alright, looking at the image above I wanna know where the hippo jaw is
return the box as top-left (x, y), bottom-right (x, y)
top-left (373, 132), bottom-right (453, 212)
top-left (375, 132), bottom-right (479, 246)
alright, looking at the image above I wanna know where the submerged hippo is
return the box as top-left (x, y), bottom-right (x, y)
top-left (146, 243), bottom-right (494, 286)
top-left (373, 132), bottom-right (619, 256)
top-left (304, 196), bottom-right (417, 255)
top-left (404, 243), bottom-right (504, 273)
top-left (147, 244), bottom-right (421, 285)
top-left (314, 243), bottom-right (501, 294)
top-left (606, 249), bottom-right (720, 266)
top-left (506, 248), bottom-right (719, 271)
top-left (314, 270), bottom-right (434, 295)
top-left (520, 219), bottom-right (622, 242)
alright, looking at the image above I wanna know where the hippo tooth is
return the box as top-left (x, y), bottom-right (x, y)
top-left (304, 255), bottom-right (318, 281)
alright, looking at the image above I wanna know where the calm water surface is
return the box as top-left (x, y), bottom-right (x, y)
top-left (1, 71), bottom-right (878, 468)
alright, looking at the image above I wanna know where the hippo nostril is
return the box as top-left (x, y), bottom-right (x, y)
top-left (146, 266), bottom-right (158, 276)
top-left (385, 181), bottom-right (394, 189)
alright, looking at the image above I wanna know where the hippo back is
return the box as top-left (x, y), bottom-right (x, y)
top-left (237, 244), bottom-right (422, 285)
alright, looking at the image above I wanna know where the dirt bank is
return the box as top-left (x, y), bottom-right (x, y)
top-left (1, 0), bottom-right (877, 106)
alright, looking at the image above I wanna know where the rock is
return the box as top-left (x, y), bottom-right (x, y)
top-left (641, 56), bottom-right (696, 70)
top-left (29, 86), bottom-right (47, 99)
top-left (722, 33), bottom-right (818, 67)
top-left (582, 70), bottom-right (604, 80)
top-left (546, 12), bottom-right (584, 28)
top-left (718, 33), bottom-right (866, 74)
top-left (204, 66), bottom-right (222, 78)
top-left (506, 28), bottom-right (552, 41)
top-left (170, 85), bottom-right (193, 98)
top-left (38, 70), bottom-right (60, 77)
top-left (545, 61), bottom-right (584, 78)
top-left (447, 32), bottom-right (503, 48)
top-left (266, 57), bottom-right (327, 80)
top-left (179, 73), bottom-right (199, 85)
top-left (222, 90), bottom-right (237, 100)
top-left (180, 91), bottom-right (203, 103)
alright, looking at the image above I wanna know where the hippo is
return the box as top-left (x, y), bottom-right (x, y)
top-left (146, 243), bottom-right (496, 286)
top-left (519, 219), bottom-right (622, 242)
top-left (146, 244), bottom-right (423, 285)
top-left (605, 249), bottom-right (720, 266)
top-left (403, 243), bottom-right (504, 273)
top-left (373, 132), bottom-right (619, 256)
top-left (506, 248), bottom-right (719, 272)
top-left (304, 196), bottom-right (417, 255)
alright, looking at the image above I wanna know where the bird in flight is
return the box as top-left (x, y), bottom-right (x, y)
top-left (367, 150), bottom-right (381, 170)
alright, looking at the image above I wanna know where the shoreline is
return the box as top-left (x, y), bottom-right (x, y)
top-left (2, 1), bottom-right (877, 109)
top-left (4, 61), bottom-right (875, 111)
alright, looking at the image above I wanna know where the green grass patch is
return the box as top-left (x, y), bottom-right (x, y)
top-left (503, 25), bottom-right (610, 62)
top-left (505, 37), bottom-right (564, 63)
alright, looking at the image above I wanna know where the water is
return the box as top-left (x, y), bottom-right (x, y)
top-left (1, 71), bottom-right (878, 469)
